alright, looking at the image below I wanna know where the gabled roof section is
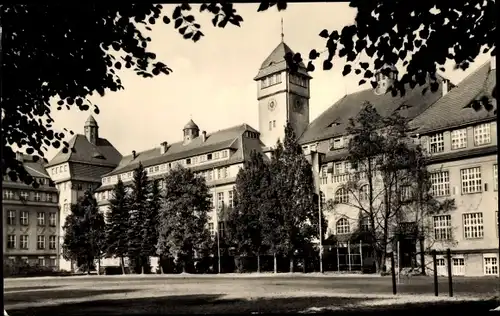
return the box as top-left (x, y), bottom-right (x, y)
top-left (104, 123), bottom-right (262, 177)
top-left (299, 77), bottom-right (444, 145)
top-left (411, 61), bottom-right (496, 134)
top-left (254, 41), bottom-right (311, 80)
top-left (19, 154), bottom-right (51, 179)
top-left (46, 134), bottom-right (122, 168)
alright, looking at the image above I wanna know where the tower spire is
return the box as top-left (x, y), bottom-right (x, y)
top-left (280, 17), bottom-right (284, 42)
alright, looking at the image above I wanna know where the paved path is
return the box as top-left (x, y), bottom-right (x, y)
top-left (4, 274), bottom-right (500, 315)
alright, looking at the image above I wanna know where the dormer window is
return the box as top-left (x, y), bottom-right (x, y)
top-left (207, 153), bottom-right (213, 161)
top-left (329, 137), bottom-right (344, 150)
top-left (186, 158), bottom-right (191, 165)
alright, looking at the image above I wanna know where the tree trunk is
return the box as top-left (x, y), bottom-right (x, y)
top-left (289, 256), bottom-right (294, 273)
top-left (87, 258), bottom-right (92, 275)
top-left (97, 256), bottom-right (101, 275)
top-left (257, 253), bottom-right (261, 273)
top-left (273, 252), bottom-right (277, 274)
top-left (302, 256), bottom-right (306, 273)
top-left (120, 256), bottom-right (126, 275)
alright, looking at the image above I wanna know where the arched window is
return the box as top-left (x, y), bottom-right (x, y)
top-left (359, 185), bottom-right (369, 202)
top-left (335, 188), bottom-right (349, 204)
top-left (336, 218), bottom-right (350, 235)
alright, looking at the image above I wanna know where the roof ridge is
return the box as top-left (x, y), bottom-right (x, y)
top-left (453, 60), bottom-right (491, 87)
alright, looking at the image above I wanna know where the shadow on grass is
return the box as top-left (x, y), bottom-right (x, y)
top-left (6, 293), bottom-right (498, 315)
top-left (3, 285), bottom-right (63, 293)
top-left (4, 288), bottom-right (139, 305)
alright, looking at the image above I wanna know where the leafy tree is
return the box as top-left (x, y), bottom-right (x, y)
top-left (338, 102), bottom-right (455, 273)
top-left (273, 123), bottom-right (319, 272)
top-left (128, 163), bottom-right (150, 274)
top-left (62, 189), bottom-right (105, 274)
top-left (286, 0), bottom-right (495, 113)
top-left (105, 179), bottom-right (130, 275)
top-left (226, 150), bottom-right (270, 272)
top-left (157, 165), bottom-right (212, 273)
top-left (142, 179), bottom-right (162, 264)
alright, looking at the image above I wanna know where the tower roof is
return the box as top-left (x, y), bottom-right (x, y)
top-left (183, 119), bottom-right (199, 130)
top-left (85, 115), bottom-right (98, 127)
top-left (254, 42), bottom-right (311, 80)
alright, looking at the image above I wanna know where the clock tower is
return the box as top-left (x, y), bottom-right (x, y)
top-left (254, 40), bottom-right (312, 148)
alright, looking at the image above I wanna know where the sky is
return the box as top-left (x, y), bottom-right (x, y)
top-left (46, 3), bottom-right (491, 161)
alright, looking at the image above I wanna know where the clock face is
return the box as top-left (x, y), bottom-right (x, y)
top-left (294, 98), bottom-right (303, 112)
top-left (268, 100), bottom-right (277, 111)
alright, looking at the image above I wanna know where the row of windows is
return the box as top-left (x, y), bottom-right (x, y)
top-left (333, 217), bottom-right (370, 235)
top-left (303, 136), bottom-right (347, 155)
top-left (261, 73), bottom-right (282, 89)
top-left (433, 212), bottom-right (493, 240)
top-left (6, 256), bottom-right (57, 267)
top-left (435, 255), bottom-right (498, 276)
top-left (3, 190), bottom-right (58, 202)
top-left (195, 167), bottom-right (232, 183)
top-left (429, 122), bottom-right (492, 154)
top-left (3, 175), bottom-right (52, 186)
top-left (6, 210), bottom-right (57, 226)
top-left (6, 235), bottom-right (57, 250)
top-left (208, 221), bottom-right (226, 238)
top-left (289, 74), bottom-right (308, 88)
top-left (268, 120), bottom-right (277, 131)
top-left (50, 164), bottom-right (68, 175)
top-left (102, 150), bottom-right (231, 185)
top-left (208, 190), bottom-right (235, 210)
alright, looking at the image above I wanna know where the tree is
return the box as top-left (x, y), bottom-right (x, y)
top-left (226, 150), bottom-right (270, 273)
top-left (142, 179), bottom-right (162, 269)
top-left (156, 165), bottom-right (212, 273)
top-left (286, 0), bottom-right (495, 113)
top-left (128, 163), bottom-right (150, 274)
top-left (105, 179), bottom-right (130, 275)
top-left (338, 102), bottom-right (455, 273)
top-left (1, 3), bottom-right (244, 186)
top-left (272, 123), bottom-right (320, 272)
top-left (62, 189), bottom-right (105, 273)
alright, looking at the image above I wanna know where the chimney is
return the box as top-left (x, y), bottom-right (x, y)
top-left (15, 151), bottom-right (23, 162)
top-left (160, 141), bottom-right (168, 155)
top-left (491, 57), bottom-right (496, 70)
top-left (442, 79), bottom-right (449, 97)
top-left (201, 131), bottom-right (207, 142)
top-left (132, 150), bottom-right (137, 159)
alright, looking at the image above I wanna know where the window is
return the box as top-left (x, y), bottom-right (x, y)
top-left (429, 133), bottom-right (444, 153)
top-left (461, 167), bottom-right (482, 194)
top-left (208, 222), bottom-right (215, 236)
top-left (207, 153), bottom-right (212, 161)
top-left (222, 151), bottom-right (228, 158)
top-left (463, 212), bottom-right (484, 239)
top-left (37, 212), bottom-right (45, 226)
top-left (330, 137), bottom-right (344, 150)
top-left (20, 235), bottom-right (29, 249)
top-left (20, 191), bottom-right (29, 200)
top-left (228, 190), bottom-right (234, 208)
top-left (484, 255), bottom-right (498, 275)
top-left (359, 185), bottom-right (369, 202)
top-left (451, 128), bottom-right (467, 149)
top-left (494, 164), bottom-right (498, 191)
top-left (206, 170), bottom-right (213, 181)
top-left (77, 183), bottom-right (83, 190)
top-left (49, 235), bottom-right (57, 250)
top-left (214, 152), bottom-right (220, 159)
top-left (37, 235), bottom-right (46, 249)
top-left (38, 258), bottom-right (45, 266)
top-left (186, 158), bottom-right (191, 165)
top-left (320, 166), bottom-right (328, 184)
top-left (218, 221), bottom-right (225, 238)
top-left (269, 121), bottom-right (272, 131)
top-left (320, 191), bottom-right (326, 207)
top-left (20, 211), bottom-right (29, 226)
top-left (49, 212), bottom-right (57, 227)
top-left (334, 162), bottom-right (345, 175)
top-left (3, 190), bottom-right (14, 199)
top-left (49, 258), bottom-right (57, 267)
top-left (400, 185), bottom-right (412, 201)
top-left (7, 210), bottom-right (16, 225)
top-left (217, 192), bottom-right (224, 210)
top-left (63, 203), bottom-right (70, 214)
top-left (276, 73), bottom-right (282, 83)
top-left (474, 123), bottom-right (491, 146)
top-left (433, 215), bottom-right (452, 240)
top-left (273, 120), bottom-right (276, 128)
top-left (335, 188), bottom-right (349, 204)
top-left (336, 218), bottom-right (350, 234)
top-left (361, 217), bottom-right (370, 231)
top-left (430, 171), bottom-right (450, 196)
top-left (7, 235), bottom-right (16, 249)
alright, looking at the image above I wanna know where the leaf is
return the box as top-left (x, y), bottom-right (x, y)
top-left (309, 49), bottom-right (318, 60)
top-left (342, 65), bottom-right (352, 76)
top-left (179, 26), bottom-right (187, 35)
top-left (192, 31), bottom-right (203, 42)
top-left (174, 18), bottom-right (183, 29)
top-left (355, 69), bottom-right (361, 75)
top-left (183, 32), bottom-right (193, 40)
top-left (307, 61), bottom-right (315, 72)
top-left (323, 60), bottom-right (333, 71)
top-left (359, 79), bottom-right (366, 85)
top-left (257, 2), bottom-right (270, 12)
top-left (319, 29), bottom-right (329, 38)
top-left (185, 15), bottom-right (195, 22)
top-left (172, 6), bottom-right (182, 19)
top-left (162, 16), bottom-right (171, 24)
top-left (212, 15), bottom-right (219, 27)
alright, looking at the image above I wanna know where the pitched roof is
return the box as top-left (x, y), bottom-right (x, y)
top-left (299, 78), bottom-right (444, 145)
top-left (183, 119), bottom-right (199, 130)
top-left (411, 61), bottom-right (496, 134)
top-left (46, 134), bottom-right (122, 168)
top-left (20, 154), bottom-right (51, 179)
top-left (85, 115), bottom-right (98, 127)
top-left (103, 123), bottom-right (263, 177)
top-left (254, 41), bottom-right (311, 80)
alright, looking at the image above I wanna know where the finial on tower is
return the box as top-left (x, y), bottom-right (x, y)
top-left (280, 17), bottom-right (284, 42)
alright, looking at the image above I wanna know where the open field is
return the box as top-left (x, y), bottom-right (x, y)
top-left (4, 274), bottom-right (500, 315)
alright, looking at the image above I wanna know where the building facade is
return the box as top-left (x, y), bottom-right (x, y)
top-left (44, 115), bottom-right (122, 271)
top-left (3, 153), bottom-right (60, 268)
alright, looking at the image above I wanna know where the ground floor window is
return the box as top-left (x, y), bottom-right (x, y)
top-left (38, 257), bottom-right (45, 266)
top-left (49, 258), bottom-right (57, 267)
top-left (484, 255), bottom-right (498, 275)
